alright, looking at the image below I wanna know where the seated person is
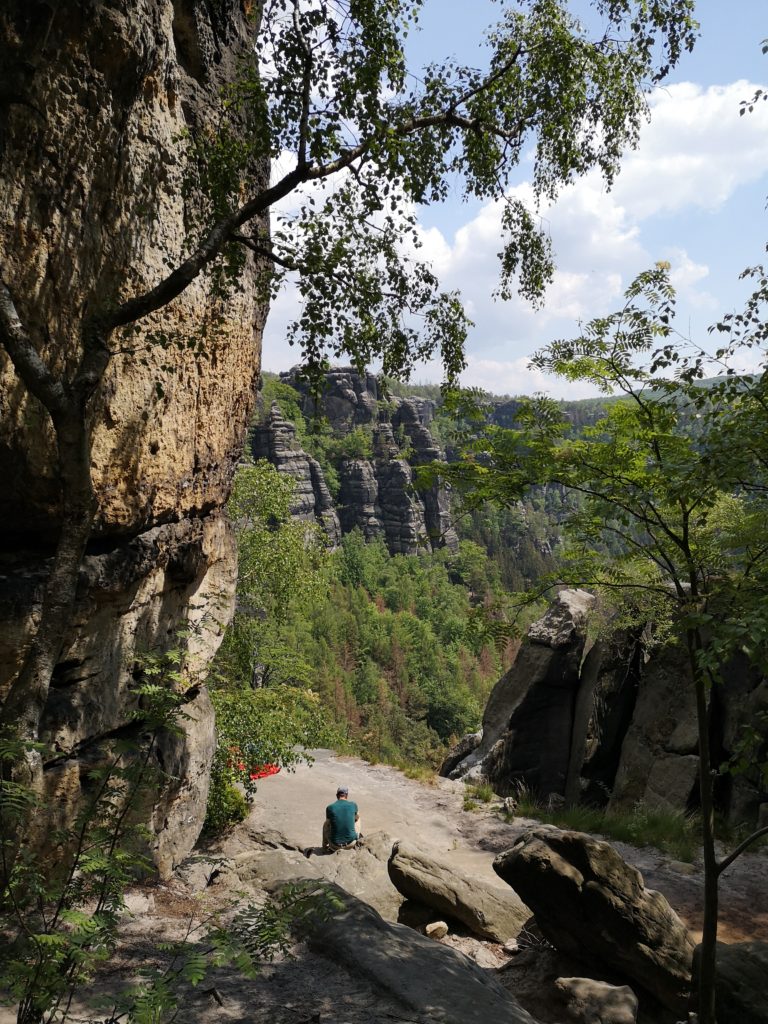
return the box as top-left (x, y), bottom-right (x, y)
top-left (322, 785), bottom-right (361, 850)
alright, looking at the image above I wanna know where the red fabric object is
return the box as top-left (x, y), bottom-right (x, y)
top-left (249, 763), bottom-right (281, 780)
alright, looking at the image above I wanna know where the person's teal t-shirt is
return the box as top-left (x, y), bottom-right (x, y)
top-left (326, 799), bottom-right (358, 845)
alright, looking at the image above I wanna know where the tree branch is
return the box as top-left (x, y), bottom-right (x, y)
top-left (0, 279), bottom-right (68, 415)
top-left (230, 234), bottom-right (299, 272)
top-left (293, 0), bottom-right (313, 168)
top-left (717, 825), bottom-right (768, 876)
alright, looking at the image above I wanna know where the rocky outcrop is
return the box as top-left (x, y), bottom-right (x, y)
top-left (553, 977), bottom-right (639, 1024)
top-left (607, 640), bottom-right (699, 815)
top-left (388, 839), bottom-right (531, 942)
top-left (256, 367), bottom-right (458, 554)
top-left (250, 403), bottom-right (341, 545)
top-left (444, 588), bottom-right (768, 826)
top-left (493, 829), bottom-right (695, 1014)
top-left (0, 1), bottom-right (267, 871)
top-left (439, 730), bottom-right (482, 777)
top-left (565, 631), bottom-right (644, 807)
top-left (290, 366), bottom-right (381, 432)
top-left (303, 882), bottom-right (542, 1024)
top-left (717, 654), bottom-right (768, 826)
top-left (445, 589), bottom-right (594, 797)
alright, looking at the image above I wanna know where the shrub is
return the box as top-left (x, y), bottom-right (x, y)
top-left (337, 425), bottom-right (374, 460)
top-left (205, 686), bottom-right (340, 836)
top-left (205, 781), bottom-right (250, 833)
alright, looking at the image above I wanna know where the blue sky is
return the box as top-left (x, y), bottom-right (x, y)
top-left (261, 1), bottom-right (768, 398)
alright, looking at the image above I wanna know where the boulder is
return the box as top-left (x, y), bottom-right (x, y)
top-left (388, 839), bottom-right (530, 942)
top-left (440, 731), bottom-right (482, 777)
top-left (493, 829), bottom-right (694, 1014)
top-left (234, 830), bottom-right (402, 919)
top-left (554, 977), bottom-right (638, 1024)
top-left (303, 882), bottom-right (542, 1024)
top-left (692, 941), bottom-right (768, 1024)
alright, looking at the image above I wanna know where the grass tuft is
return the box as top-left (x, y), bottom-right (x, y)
top-left (462, 781), bottom-right (496, 810)
top-left (515, 794), bottom-right (700, 863)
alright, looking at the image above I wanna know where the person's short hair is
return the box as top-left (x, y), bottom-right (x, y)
top-left (337, 786), bottom-right (349, 797)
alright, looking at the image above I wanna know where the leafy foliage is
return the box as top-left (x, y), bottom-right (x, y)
top-left (273, 530), bottom-right (526, 767)
top-left (215, 461), bottom-right (330, 690)
top-left (205, 686), bottom-right (339, 833)
top-left (440, 261), bottom-right (768, 1024)
top-left (0, 654), bottom-right (192, 1024)
top-left (189, 0), bottom-right (699, 383)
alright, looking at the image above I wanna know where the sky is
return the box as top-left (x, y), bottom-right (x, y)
top-left (260, 1), bottom-right (768, 399)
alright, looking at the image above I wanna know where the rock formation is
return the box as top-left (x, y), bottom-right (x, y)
top-left (302, 882), bottom-right (542, 1024)
top-left (250, 403), bottom-right (342, 546)
top-left (388, 839), bottom-right (531, 943)
top-left (553, 977), bottom-right (639, 1024)
top-left (0, 0), bottom-right (267, 873)
top-left (443, 591), bottom-right (768, 826)
top-left (607, 639), bottom-right (699, 815)
top-left (692, 941), bottom-right (768, 1024)
top-left (446, 589), bottom-right (595, 796)
top-left (493, 829), bottom-right (695, 1014)
top-left (255, 367), bottom-right (458, 554)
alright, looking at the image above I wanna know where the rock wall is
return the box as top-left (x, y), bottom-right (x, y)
top-left (251, 403), bottom-right (342, 546)
top-left (444, 594), bottom-right (768, 826)
top-left (255, 367), bottom-right (458, 555)
top-left (0, 0), bottom-right (267, 874)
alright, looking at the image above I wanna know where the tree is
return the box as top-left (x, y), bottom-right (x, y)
top-left (0, 0), bottom-right (697, 754)
top-left (215, 460), bottom-right (329, 689)
top-left (445, 264), bottom-right (768, 1023)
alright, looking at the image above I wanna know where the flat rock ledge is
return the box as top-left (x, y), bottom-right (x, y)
top-left (303, 883), bottom-right (541, 1024)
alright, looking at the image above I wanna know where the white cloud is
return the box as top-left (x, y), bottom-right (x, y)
top-left (461, 356), bottom-right (599, 400)
top-left (612, 82), bottom-right (768, 218)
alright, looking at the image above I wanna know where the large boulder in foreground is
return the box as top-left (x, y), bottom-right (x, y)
top-left (303, 882), bottom-right (541, 1024)
top-left (493, 829), bottom-right (694, 1014)
top-left (388, 839), bottom-right (530, 942)
top-left (693, 941), bottom-right (768, 1024)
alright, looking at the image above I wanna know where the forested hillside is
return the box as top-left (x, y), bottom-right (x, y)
top-left (210, 457), bottom-right (528, 788)
top-left (205, 370), bottom-right (618, 793)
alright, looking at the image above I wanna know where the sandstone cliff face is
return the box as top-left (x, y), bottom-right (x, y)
top-left (251, 403), bottom-right (342, 546)
top-left (0, 0), bottom-right (266, 874)
top-left (256, 367), bottom-right (458, 555)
